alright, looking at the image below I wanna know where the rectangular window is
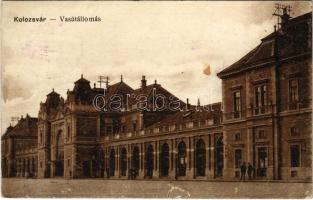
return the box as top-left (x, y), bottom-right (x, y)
top-left (234, 132), bottom-right (241, 141)
top-left (154, 127), bottom-right (159, 133)
top-left (186, 121), bottom-right (193, 128)
top-left (133, 122), bottom-right (137, 132)
top-left (235, 149), bottom-right (242, 168)
top-left (233, 91), bottom-right (241, 118)
top-left (67, 126), bottom-right (71, 141)
top-left (40, 131), bottom-right (44, 145)
top-left (290, 145), bottom-right (300, 167)
top-left (258, 130), bottom-right (266, 139)
top-left (289, 79), bottom-right (299, 110)
top-left (290, 127), bottom-right (300, 137)
top-left (169, 124), bottom-right (176, 131)
top-left (254, 85), bottom-right (267, 114)
top-left (106, 126), bottom-right (112, 135)
top-left (121, 125), bottom-right (126, 133)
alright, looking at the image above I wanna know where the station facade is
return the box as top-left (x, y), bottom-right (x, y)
top-left (2, 11), bottom-right (312, 181)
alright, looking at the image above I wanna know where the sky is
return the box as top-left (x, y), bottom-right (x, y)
top-left (1, 1), bottom-right (312, 133)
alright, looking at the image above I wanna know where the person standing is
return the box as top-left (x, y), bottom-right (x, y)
top-left (240, 162), bottom-right (247, 181)
top-left (247, 163), bottom-right (254, 180)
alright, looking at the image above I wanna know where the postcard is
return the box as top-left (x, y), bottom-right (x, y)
top-left (1, 1), bottom-right (312, 198)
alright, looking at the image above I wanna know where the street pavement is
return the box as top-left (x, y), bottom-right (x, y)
top-left (1, 178), bottom-right (312, 198)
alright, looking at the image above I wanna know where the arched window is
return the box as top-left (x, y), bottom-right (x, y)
top-left (145, 144), bottom-right (154, 178)
top-left (160, 143), bottom-right (170, 177)
top-left (195, 139), bottom-right (206, 176)
top-left (109, 149), bottom-right (115, 176)
top-left (55, 130), bottom-right (64, 177)
top-left (120, 148), bottom-right (127, 176)
top-left (177, 141), bottom-right (186, 176)
top-left (132, 146), bottom-right (140, 176)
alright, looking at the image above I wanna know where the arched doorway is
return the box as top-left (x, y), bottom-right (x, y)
top-left (31, 158), bottom-right (35, 177)
top-left (145, 144), bottom-right (154, 178)
top-left (195, 139), bottom-right (206, 176)
top-left (215, 136), bottom-right (224, 177)
top-left (177, 141), bottom-right (186, 177)
top-left (22, 159), bottom-right (25, 177)
top-left (120, 148), bottom-right (127, 176)
top-left (55, 130), bottom-right (64, 177)
top-left (132, 146), bottom-right (140, 178)
top-left (109, 149), bottom-right (115, 177)
top-left (160, 143), bottom-right (169, 177)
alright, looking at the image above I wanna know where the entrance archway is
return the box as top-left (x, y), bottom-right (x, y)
top-left (215, 136), bottom-right (224, 177)
top-left (145, 144), bottom-right (154, 178)
top-left (132, 146), bottom-right (140, 177)
top-left (120, 148), bottom-right (127, 176)
top-left (177, 141), bottom-right (186, 177)
top-left (195, 139), bottom-right (206, 176)
top-left (55, 130), bottom-right (64, 177)
top-left (109, 149), bottom-right (115, 177)
top-left (160, 143), bottom-right (169, 177)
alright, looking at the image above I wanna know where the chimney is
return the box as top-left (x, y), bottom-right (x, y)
top-left (141, 76), bottom-right (147, 88)
top-left (186, 98), bottom-right (190, 110)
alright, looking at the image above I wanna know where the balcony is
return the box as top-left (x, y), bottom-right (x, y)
top-left (281, 99), bottom-right (311, 112)
top-left (250, 105), bottom-right (272, 116)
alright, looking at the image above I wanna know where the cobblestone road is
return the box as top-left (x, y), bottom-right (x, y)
top-left (2, 178), bottom-right (312, 198)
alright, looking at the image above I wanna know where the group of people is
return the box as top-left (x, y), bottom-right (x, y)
top-left (240, 162), bottom-right (255, 180)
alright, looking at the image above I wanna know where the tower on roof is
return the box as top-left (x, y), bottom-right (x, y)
top-left (141, 76), bottom-right (147, 88)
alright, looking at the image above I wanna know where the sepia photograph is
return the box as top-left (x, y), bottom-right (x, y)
top-left (1, 1), bottom-right (312, 198)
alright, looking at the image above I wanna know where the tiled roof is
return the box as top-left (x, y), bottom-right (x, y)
top-left (3, 115), bottom-right (38, 138)
top-left (106, 81), bottom-right (134, 98)
top-left (217, 12), bottom-right (312, 78)
top-left (146, 102), bottom-right (222, 128)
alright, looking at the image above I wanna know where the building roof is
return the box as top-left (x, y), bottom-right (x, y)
top-left (146, 102), bottom-right (222, 128)
top-left (217, 12), bottom-right (312, 78)
top-left (2, 115), bottom-right (38, 139)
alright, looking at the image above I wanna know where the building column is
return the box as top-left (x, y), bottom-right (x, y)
top-left (153, 141), bottom-right (159, 178)
top-left (22, 159), bottom-right (26, 177)
top-left (205, 135), bottom-right (214, 179)
top-left (169, 139), bottom-right (175, 179)
top-left (104, 148), bottom-right (108, 179)
top-left (115, 146), bottom-right (118, 178)
top-left (186, 137), bottom-right (195, 179)
top-left (138, 143), bottom-right (144, 179)
top-left (126, 144), bottom-right (130, 179)
top-left (247, 127), bottom-right (254, 164)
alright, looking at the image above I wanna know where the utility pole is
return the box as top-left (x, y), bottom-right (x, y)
top-left (97, 76), bottom-right (109, 88)
top-left (272, 3), bottom-right (292, 30)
